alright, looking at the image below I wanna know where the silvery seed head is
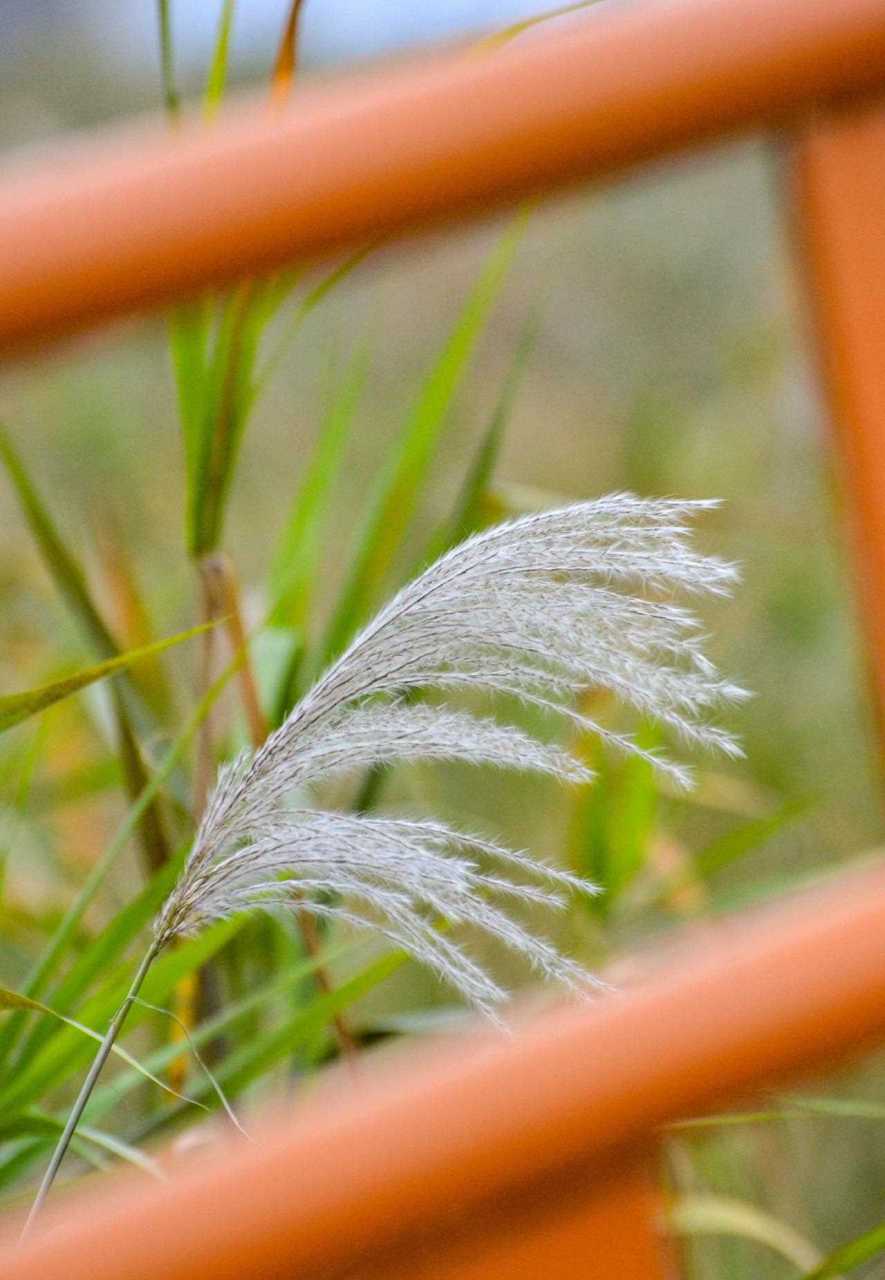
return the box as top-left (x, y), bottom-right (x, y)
top-left (156, 494), bottom-right (747, 1014)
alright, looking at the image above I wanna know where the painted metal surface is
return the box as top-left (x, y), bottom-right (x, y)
top-left (793, 93), bottom-right (885, 743)
top-left (2, 0), bottom-right (885, 348)
top-left (4, 862), bottom-right (885, 1277)
top-left (3, 3), bottom-right (885, 1275)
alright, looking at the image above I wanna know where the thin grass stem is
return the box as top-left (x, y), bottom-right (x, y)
top-left (20, 939), bottom-right (163, 1240)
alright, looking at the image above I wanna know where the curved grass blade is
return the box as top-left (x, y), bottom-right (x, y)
top-left (132, 950), bottom-right (409, 1142)
top-left (0, 661), bottom-right (238, 1073)
top-left (0, 920), bottom-right (241, 1116)
top-left (0, 987), bottom-right (205, 1111)
top-left (669, 1194), bottom-right (822, 1273)
top-left (804, 1222), bottom-right (885, 1278)
top-left (0, 625), bottom-right (213, 736)
top-left (84, 943), bottom-right (353, 1124)
top-left (12, 849), bottom-right (186, 1073)
top-left (0, 424), bottom-right (117, 659)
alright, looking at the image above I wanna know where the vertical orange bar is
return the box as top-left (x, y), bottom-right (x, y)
top-left (792, 94), bottom-right (885, 745)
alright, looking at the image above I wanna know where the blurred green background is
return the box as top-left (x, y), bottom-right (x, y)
top-left (0, 3), bottom-right (883, 1275)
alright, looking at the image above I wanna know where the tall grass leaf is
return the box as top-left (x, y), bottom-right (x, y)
top-left (112, 684), bottom-right (174, 877)
top-left (12, 850), bottom-right (186, 1073)
top-left (351, 329), bottom-right (529, 811)
top-left (693, 799), bottom-right (807, 882)
top-left (191, 275), bottom-right (297, 555)
top-left (424, 315), bottom-right (537, 564)
top-left (155, 0), bottom-right (180, 118)
top-left (0, 625), bottom-right (213, 736)
top-left (128, 950), bottom-right (408, 1140)
top-left (321, 214), bottom-right (528, 664)
top-left (211, 950), bottom-right (407, 1099)
top-left (255, 248), bottom-right (371, 399)
top-left (84, 945), bottom-right (352, 1124)
top-left (204, 0), bottom-right (236, 115)
top-left (0, 987), bottom-right (204, 1110)
top-left (804, 1221), bottom-right (885, 1277)
top-left (569, 723), bottom-right (659, 915)
top-left (0, 424), bottom-right (117, 658)
top-left (169, 302), bottom-right (211, 514)
top-left (189, 283), bottom-right (253, 555)
top-left (0, 660), bottom-right (238, 1071)
top-left (669, 1194), bottom-right (822, 1273)
top-left (0, 423), bottom-right (173, 869)
top-left (0, 1113), bottom-right (165, 1180)
top-left (0, 919), bottom-right (242, 1115)
top-left (269, 348), bottom-right (368, 631)
top-left (96, 525), bottom-right (177, 721)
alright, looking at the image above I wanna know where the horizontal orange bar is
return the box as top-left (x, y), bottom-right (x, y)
top-left (6, 860), bottom-right (885, 1279)
top-left (3, 0), bottom-right (885, 350)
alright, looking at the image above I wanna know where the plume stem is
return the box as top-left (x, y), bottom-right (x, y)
top-left (21, 938), bottom-right (163, 1241)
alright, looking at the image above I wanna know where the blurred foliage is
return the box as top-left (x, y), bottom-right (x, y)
top-left (0, 1), bottom-right (883, 1274)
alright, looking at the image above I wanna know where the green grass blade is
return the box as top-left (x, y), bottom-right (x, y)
top-left (693, 800), bottom-right (808, 882)
top-left (155, 0), bottom-right (180, 118)
top-left (320, 214), bottom-right (528, 665)
top-left (204, 0), bottom-right (236, 115)
top-left (255, 248), bottom-right (371, 398)
top-left (131, 949), bottom-right (408, 1139)
top-left (191, 278), bottom-right (295, 555)
top-left (0, 660), bottom-right (237, 1071)
top-left (12, 849), bottom-right (186, 1072)
top-left (569, 725), bottom-right (659, 915)
top-left (0, 1113), bottom-right (165, 1182)
top-left (0, 424), bottom-right (118, 658)
top-left (82, 945), bottom-right (352, 1123)
top-left (0, 624), bottom-right (213, 735)
top-left (804, 1221), bottom-right (885, 1277)
top-left (269, 348), bottom-right (368, 631)
top-left (0, 986), bottom-right (204, 1110)
top-left (0, 919), bottom-right (242, 1115)
top-left (169, 301), bottom-right (211, 512)
top-left (424, 315), bottom-right (536, 564)
top-left (669, 1194), bottom-right (822, 1273)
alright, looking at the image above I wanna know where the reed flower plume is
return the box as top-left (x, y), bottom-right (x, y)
top-left (156, 493), bottom-right (747, 1012)
top-left (24, 494), bottom-right (746, 1235)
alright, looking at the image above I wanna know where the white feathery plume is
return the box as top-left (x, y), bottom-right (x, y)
top-left (23, 495), bottom-right (748, 1236)
top-left (155, 494), bottom-right (747, 1014)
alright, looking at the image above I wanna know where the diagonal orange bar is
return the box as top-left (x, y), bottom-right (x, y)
top-left (3, 0), bottom-right (885, 350)
top-left (4, 861), bottom-right (885, 1279)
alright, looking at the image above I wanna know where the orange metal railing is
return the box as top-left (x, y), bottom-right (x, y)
top-left (2, 0), bottom-right (885, 351)
top-left (3, 0), bottom-right (885, 1274)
